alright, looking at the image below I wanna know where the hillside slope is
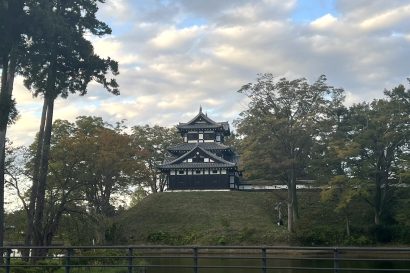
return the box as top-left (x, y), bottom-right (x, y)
top-left (116, 190), bottom-right (345, 245)
top-left (116, 188), bottom-right (410, 246)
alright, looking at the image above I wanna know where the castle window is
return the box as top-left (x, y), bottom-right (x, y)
top-left (204, 133), bottom-right (215, 140)
top-left (195, 170), bottom-right (201, 174)
top-left (187, 133), bottom-right (198, 141)
top-left (199, 133), bottom-right (203, 140)
top-left (188, 158), bottom-right (192, 162)
top-left (178, 170), bottom-right (185, 175)
top-left (212, 170), bottom-right (219, 174)
top-left (204, 158), bottom-right (209, 162)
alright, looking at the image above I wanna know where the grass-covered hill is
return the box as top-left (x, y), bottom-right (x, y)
top-left (114, 190), bottom-right (381, 246)
top-left (117, 191), bottom-right (291, 245)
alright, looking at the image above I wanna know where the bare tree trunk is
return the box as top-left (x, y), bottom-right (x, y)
top-left (32, 96), bottom-right (55, 258)
top-left (287, 201), bottom-right (294, 233)
top-left (286, 167), bottom-right (298, 232)
top-left (22, 99), bottom-right (47, 261)
top-left (345, 215), bottom-right (350, 237)
top-left (287, 180), bottom-right (294, 233)
top-left (0, 49), bottom-right (17, 257)
top-left (0, 132), bottom-right (5, 259)
top-left (374, 174), bottom-right (382, 225)
top-left (374, 209), bottom-right (381, 226)
top-left (0, 56), bottom-right (8, 263)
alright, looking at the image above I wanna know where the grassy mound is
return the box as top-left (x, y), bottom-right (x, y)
top-left (116, 190), bottom-right (314, 245)
top-left (115, 189), bottom-right (409, 246)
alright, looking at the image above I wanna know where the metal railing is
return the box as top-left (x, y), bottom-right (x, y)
top-left (1, 245), bottom-right (409, 272)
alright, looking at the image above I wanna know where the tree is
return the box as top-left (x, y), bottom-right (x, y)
top-left (340, 84), bottom-right (410, 225)
top-left (73, 116), bottom-right (139, 218)
top-left (20, 0), bottom-right (119, 253)
top-left (7, 117), bottom-right (141, 248)
top-left (0, 0), bottom-right (25, 251)
top-left (131, 125), bottom-right (180, 193)
top-left (236, 74), bottom-right (344, 232)
top-left (321, 176), bottom-right (363, 237)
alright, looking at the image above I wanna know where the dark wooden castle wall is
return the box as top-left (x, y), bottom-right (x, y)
top-left (169, 174), bottom-right (230, 190)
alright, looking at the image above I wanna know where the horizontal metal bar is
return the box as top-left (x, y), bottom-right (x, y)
top-left (3, 245), bottom-right (410, 251)
top-left (1, 245), bottom-right (408, 272)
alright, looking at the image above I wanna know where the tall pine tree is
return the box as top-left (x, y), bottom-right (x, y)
top-left (20, 0), bottom-right (119, 256)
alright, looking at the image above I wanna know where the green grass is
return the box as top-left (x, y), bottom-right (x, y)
top-left (115, 188), bottom-right (409, 246)
top-left (116, 190), bottom-right (333, 245)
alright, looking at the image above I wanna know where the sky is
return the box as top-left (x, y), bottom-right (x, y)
top-left (7, 0), bottom-right (410, 146)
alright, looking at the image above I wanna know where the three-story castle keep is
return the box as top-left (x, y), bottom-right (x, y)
top-left (158, 107), bottom-right (240, 190)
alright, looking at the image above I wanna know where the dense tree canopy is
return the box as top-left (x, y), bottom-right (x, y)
top-left (236, 74), bottom-right (345, 232)
top-left (334, 84), bottom-right (409, 225)
top-left (131, 125), bottom-right (180, 193)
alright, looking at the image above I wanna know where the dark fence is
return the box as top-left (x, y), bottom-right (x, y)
top-left (1, 245), bottom-right (409, 273)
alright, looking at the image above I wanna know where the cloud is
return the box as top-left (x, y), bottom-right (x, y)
top-left (7, 0), bottom-right (410, 148)
top-left (359, 4), bottom-right (410, 32)
top-left (150, 25), bottom-right (206, 50)
top-left (310, 13), bottom-right (338, 29)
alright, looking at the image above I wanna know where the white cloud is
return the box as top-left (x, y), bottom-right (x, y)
top-left (360, 4), bottom-right (410, 31)
top-left (7, 0), bottom-right (410, 148)
top-left (8, 112), bottom-right (40, 146)
top-left (150, 25), bottom-right (206, 50)
top-left (310, 13), bottom-right (338, 29)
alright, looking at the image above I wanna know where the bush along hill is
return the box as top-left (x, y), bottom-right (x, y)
top-left (114, 189), bottom-right (410, 246)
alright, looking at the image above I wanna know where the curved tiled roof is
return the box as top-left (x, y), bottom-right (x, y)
top-left (177, 123), bottom-right (224, 130)
top-left (158, 145), bottom-right (236, 170)
top-left (168, 142), bottom-right (231, 151)
top-left (176, 109), bottom-right (230, 134)
top-left (158, 162), bottom-right (235, 169)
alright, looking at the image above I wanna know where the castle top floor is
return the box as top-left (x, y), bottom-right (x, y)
top-left (176, 107), bottom-right (230, 143)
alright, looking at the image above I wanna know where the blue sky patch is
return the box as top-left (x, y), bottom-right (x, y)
top-left (178, 17), bottom-right (207, 28)
top-left (292, 0), bottom-right (339, 23)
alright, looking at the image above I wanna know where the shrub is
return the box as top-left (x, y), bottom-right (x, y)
top-left (294, 226), bottom-right (344, 246)
top-left (8, 260), bottom-right (61, 273)
top-left (369, 225), bottom-right (393, 243)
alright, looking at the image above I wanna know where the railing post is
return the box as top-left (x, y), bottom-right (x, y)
top-left (333, 248), bottom-right (339, 273)
top-left (128, 247), bottom-right (133, 273)
top-left (193, 247), bottom-right (198, 273)
top-left (261, 248), bottom-right (267, 273)
top-left (5, 248), bottom-right (11, 273)
top-left (65, 248), bottom-right (73, 273)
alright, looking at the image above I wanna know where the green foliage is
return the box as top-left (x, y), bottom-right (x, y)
top-left (7, 259), bottom-right (61, 273)
top-left (294, 226), bottom-right (345, 246)
top-left (327, 84), bottom-right (410, 225)
top-left (147, 231), bottom-right (174, 244)
top-left (131, 125), bottom-right (180, 193)
top-left (21, 0), bottom-right (119, 99)
top-left (129, 186), bottom-right (149, 207)
top-left (237, 74), bottom-right (344, 182)
top-left (0, 93), bottom-right (18, 125)
top-left (236, 74), bottom-right (345, 232)
top-left (343, 235), bottom-right (373, 246)
top-left (369, 225), bottom-right (394, 243)
top-left (73, 249), bottom-right (126, 266)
